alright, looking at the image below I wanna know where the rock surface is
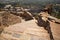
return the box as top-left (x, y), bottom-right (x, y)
top-left (0, 19), bottom-right (60, 40)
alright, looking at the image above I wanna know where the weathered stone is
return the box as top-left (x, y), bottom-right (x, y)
top-left (0, 18), bottom-right (60, 40)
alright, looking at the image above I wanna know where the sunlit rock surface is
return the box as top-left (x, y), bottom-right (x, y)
top-left (0, 19), bottom-right (60, 40)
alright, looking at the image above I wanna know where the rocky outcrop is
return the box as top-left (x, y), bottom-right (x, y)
top-left (0, 19), bottom-right (60, 40)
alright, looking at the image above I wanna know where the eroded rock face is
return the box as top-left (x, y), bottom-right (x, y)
top-left (0, 20), bottom-right (60, 40)
top-left (18, 11), bottom-right (33, 21)
top-left (0, 11), bottom-right (21, 26)
top-left (0, 10), bottom-right (60, 40)
top-left (0, 11), bottom-right (21, 34)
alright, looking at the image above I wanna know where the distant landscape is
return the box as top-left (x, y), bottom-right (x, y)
top-left (0, 0), bottom-right (60, 4)
top-left (0, 0), bottom-right (60, 19)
